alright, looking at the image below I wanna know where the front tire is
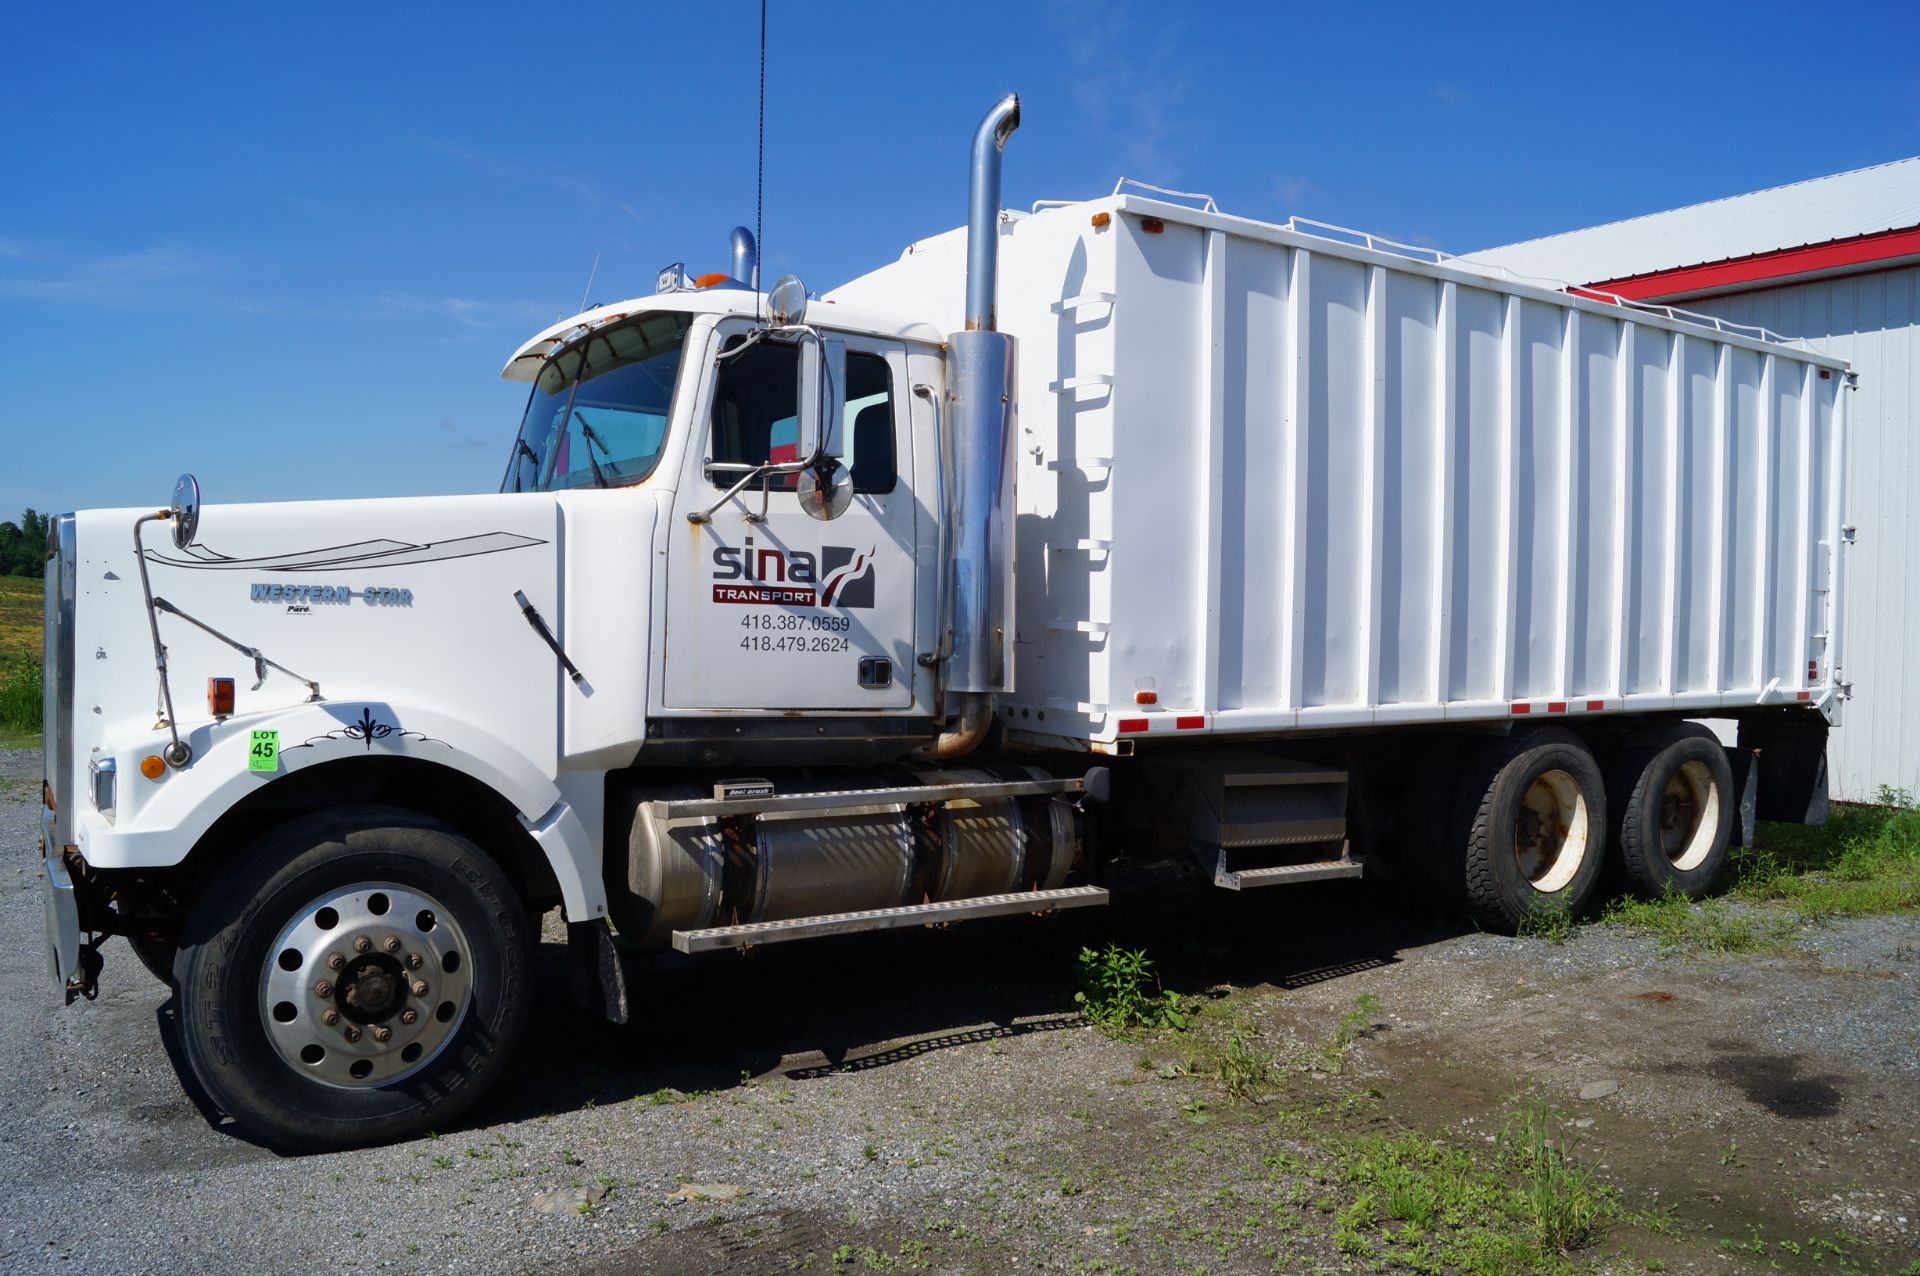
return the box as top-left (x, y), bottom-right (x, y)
top-left (1454, 727), bottom-right (1608, 932)
top-left (173, 807), bottom-right (532, 1152)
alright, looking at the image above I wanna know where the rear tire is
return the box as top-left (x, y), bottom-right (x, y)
top-left (172, 806), bottom-right (532, 1152)
top-left (1454, 728), bottom-right (1607, 933)
top-left (1613, 725), bottom-right (1735, 899)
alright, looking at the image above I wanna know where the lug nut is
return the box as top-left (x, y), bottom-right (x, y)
top-left (342, 1025), bottom-right (362, 1043)
top-left (313, 981), bottom-right (334, 999)
top-left (383, 936), bottom-right (402, 953)
top-left (406, 953), bottom-right (423, 970)
top-left (411, 981), bottom-right (429, 998)
top-left (321, 1009), bottom-right (340, 1026)
top-left (371, 1025), bottom-right (392, 1043)
top-left (352, 936), bottom-right (372, 954)
top-left (399, 1009), bottom-right (418, 1025)
top-left (326, 952), bottom-right (346, 971)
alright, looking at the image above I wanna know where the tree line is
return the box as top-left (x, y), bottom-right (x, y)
top-left (0, 510), bottom-right (52, 577)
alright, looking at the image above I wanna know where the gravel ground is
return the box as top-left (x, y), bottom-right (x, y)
top-left (3, 744), bottom-right (1917, 1275)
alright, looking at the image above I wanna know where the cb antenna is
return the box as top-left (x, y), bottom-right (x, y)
top-left (755, 0), bottom-right (766, 320)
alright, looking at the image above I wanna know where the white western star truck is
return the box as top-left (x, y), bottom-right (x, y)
top-left (40, 96), bottom-right (1848, 1150)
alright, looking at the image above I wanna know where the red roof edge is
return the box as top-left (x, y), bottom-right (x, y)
top-left (1589, 224), bottom-right (1920, 301)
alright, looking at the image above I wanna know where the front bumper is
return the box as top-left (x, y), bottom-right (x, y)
top-left (40, 803), bottom-right (81, 997)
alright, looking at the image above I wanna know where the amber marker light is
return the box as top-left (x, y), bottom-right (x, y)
top-left (208, 677), bottom-right (235, 718)
top-left (1090, 211), bottom-right (1111, 229)
top-left (140, 755), bottom-right (167, 780)
top-left (693, 272), bottom-right (732, 288)
top-left (1134, 690), bottom-right (1158, 705)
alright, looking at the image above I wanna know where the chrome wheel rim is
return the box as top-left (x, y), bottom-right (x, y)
top-left (258, 882), bottom-right (472, 1089)
top-left (1514, 769), bottom-right (1589, 893)
top-left (1659, 759), bottom-right (1719, 872)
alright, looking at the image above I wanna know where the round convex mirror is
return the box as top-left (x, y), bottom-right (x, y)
top-left (171, 473), bottom-right (201, 550)
top-left (796, 461), bottom-right (852, 521)
top-left (766, 274), bottom-right (808, 327)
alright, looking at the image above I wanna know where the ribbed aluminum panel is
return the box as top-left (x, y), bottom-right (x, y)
top-left (829, 195), bottom-right (1849, 750)
top-left (1700, 267), bottom-right (1919, 800)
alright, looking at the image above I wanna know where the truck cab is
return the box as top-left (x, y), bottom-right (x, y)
top-left (494, 288), bottom-right (948, 734)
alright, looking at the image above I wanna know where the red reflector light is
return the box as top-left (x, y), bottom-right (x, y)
top-left (1175, 715), bottom-right (1205, 730)
top-left (1547, 701), bottom-right (1567, 714)
top-left (1586, 699), bottom-right (1605, 712)
top-left (208, 677), bottom-right (235, 717)
top-left (1796, 690), bottom-right (1812, 701)
top-left (1117, 718), bottom-right (1149, 734)
top-left (1511, 703), bottom-right (1531, 715)
top-left (1140, 217), bottom-right (1165, 234)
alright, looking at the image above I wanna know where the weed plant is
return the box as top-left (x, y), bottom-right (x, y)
top-left (0, 653), bottom-right (40, 737)
top-left (1072, 944), bottom-right (1190, 1035)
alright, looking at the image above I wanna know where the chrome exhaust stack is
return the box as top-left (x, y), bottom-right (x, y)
top-left (730, 226), bottom-right (759, 288)
top-left (933, 92), bottom-right (1020, 758)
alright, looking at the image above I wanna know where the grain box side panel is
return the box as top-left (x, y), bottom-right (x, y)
top-left (1626, 329), bottom-right (1675, 697)
top-left (1105, 217), bottom-right (1207, 715)
top-left (1377, 271), bottom-right (1442, 708)
top-left (1301, 252), bottom-right (1371, 709)
top-left (1675, 336), bottom-right (1721, 695)
top-left (1216, 234), bottom-right (1290, 712)
top-left (1725, 348), bottom-right (1768, 691)
top-left (1513, 297), bottom-right (1569, 702)
top-left (1445, 284), bottom-right (1510, 703)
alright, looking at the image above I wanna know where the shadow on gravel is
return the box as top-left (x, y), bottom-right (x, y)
top-left (463, 881), bottom-right (1463, 1132)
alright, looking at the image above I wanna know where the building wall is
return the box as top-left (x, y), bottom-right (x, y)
top-left (1693, 266), bottom-right (1918, 801)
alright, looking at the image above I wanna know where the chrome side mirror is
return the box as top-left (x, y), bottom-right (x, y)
top-left (170, 473), bottom-right (201, 550)
top-left (766, 274), bottom-right (808, 327)
top-left (797, 461), bottom-right (852, 521)
top-left (795, 335), bottom-right (846, 469)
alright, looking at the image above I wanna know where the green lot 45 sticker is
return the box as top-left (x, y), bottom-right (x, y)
top-left (248, 729), bottom-right (280, 773)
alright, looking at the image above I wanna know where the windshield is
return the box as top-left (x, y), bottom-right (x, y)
top-left (503, 312), bottom-right (691, 492)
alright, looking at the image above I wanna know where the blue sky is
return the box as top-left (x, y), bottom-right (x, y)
top-left (4, 1), bottom-right (1916, 517)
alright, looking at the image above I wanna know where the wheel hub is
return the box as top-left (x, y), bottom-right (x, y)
top-left (336, 954), bottom-right (404, 1022)
top-left (1513, 769), bottom-right (1589, 894)
top-left (259, 883), bottom-right (471, 1089)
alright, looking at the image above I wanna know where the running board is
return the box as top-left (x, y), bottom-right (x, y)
top-left (671, 886), bottom-right (1110, 954)
top-left (1213, 850), bottom-right (1364, 891)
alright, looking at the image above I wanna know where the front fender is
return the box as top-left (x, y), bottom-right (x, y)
top-left (74, 699), bottom-right (606, 921)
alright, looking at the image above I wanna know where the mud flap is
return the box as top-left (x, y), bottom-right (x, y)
top-left (1730, 748), bottom-right (1760, 851)
top-left (567, 919), bottom-right (629, 1025)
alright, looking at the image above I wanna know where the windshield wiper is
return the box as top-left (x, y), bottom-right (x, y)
top-left (573, 411), bottom-right (612, 488)
top-left (511, 438), bottom-right (540, 492)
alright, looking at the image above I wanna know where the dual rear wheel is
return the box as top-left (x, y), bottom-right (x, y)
top-left (1449, 722), bottom-right (1735, 932)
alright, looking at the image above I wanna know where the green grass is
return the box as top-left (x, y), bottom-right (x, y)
top-left (0, 576), bottom-right (41, 745)
top-left (1603, 797), bottom-right (1920, 952)
top-left (1312, 1098), bottom-right (1613, 1272)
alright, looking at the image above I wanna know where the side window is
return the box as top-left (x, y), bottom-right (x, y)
top-left (710, 338), bottom-right (896, 494)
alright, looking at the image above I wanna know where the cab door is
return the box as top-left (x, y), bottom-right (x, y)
top-left (663, 323), bottom-right (917, 710)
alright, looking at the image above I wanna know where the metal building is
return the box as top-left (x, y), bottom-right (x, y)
top-left (1474, 159), bottom-right (1920, 801)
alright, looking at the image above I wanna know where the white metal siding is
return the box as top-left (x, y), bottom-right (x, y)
top-left (1702, 267), bottom-right (1919, 800)
top-left (828, 197), bottom-right (1849, 752)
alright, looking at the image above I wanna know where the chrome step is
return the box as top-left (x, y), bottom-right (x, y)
top-left (671, 885), bottom-right (1110, 954)
top-left (1213, 849), bottom-right (1364, 891)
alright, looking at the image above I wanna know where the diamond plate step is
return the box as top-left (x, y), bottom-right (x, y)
top-left (1213, 851), bottom-right (1364, 891)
